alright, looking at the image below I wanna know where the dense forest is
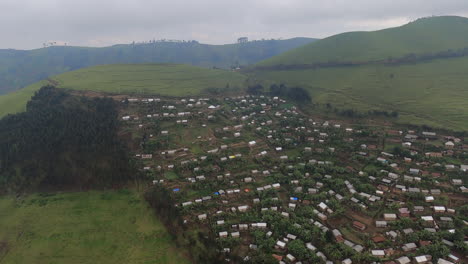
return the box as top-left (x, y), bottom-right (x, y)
top-left (0, 86), bottom-right (134, 192)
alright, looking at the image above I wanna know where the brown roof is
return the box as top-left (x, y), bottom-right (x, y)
top-left (419, 240), bottom-right (432, 247)
top-left (272, 254), bottom-right (283, 261)
top-left (372, 235), bottom-right (386, 243)
top-left (353, 221), bottom-right (366, 229)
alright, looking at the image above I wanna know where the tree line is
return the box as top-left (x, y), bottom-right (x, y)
top-left (247, 83), bottom-right (312, 103)
top-left (253, 46), bottom-right (468, 71)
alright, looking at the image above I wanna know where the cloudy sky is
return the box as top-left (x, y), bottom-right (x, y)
top-left (2, 0), bottom-right (468, 49)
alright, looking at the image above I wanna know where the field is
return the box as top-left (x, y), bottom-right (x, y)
top-left (0, 81), bottom-right (47, 118)
top-left (0, 190), bottom-right (190, 264)
top-left (0, 64), bottom-right (247, 118)
top-left (252, 56), bottom-right (468, 131)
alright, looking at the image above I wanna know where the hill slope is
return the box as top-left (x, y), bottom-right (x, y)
top-left (0, 38), bottom-right (315, 94)
top-left (258, 16), bottom-right (468, 66)
top-left (251, 16), bottom-right (468, 131)
top-left (253, 56), bottom-right (468, 131)
top-left (0, 190), bottom-right (189, 264)
top-left (0, 64), bottom-right (247, 118)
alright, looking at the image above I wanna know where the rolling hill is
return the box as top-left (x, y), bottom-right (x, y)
top-left (258, 16), bottom-right (468, 66)
top-left (0, 38), bottom-right (316, 95)
top-left (0, 64), bottom-right (247, 118)
top-left (252, 16), bottom-right (468, 131)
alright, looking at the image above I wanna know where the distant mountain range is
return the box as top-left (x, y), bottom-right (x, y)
top-left (0, 38), bottom-right (316, 95)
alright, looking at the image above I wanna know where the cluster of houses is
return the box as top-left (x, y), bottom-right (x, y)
top-left (120, 94), bottom-right (467, 263)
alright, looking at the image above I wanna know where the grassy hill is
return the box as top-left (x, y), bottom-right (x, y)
top-left (252, 16), bottom-right (468, 131)
top-left (258, 16), bottom-right (468, 66)
top-left (0, 190), bottom-right (189, 264)
top-left (0, 38), bottom-right (316, 95)
top-left (253, 56), bottom-right (468, 131)
top-left (0, 64), bottom-right (247, 118)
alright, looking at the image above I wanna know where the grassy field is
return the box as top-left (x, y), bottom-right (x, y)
top-left (0, 64), bottom-right (247, 118)
top-left (0, 81), bottom-right (47, 118)
top-left (252, 55), bottom-right (468, 131)
top-left (0, 190), bottom-right (190, 264)
top-left (258, 16), bottom-right (468, 66)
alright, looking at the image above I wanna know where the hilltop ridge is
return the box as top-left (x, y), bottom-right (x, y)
top-left (258, 16), bottom-right (468, 67)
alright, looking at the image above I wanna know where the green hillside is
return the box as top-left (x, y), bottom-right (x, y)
top-left (0, 64), bottom-right (247, 118)
top-left (0, 190), bottom-right (189, 264)
top-left (253, 56), bottom-right (468, 131)
top-left (258, 16), bottom-right (468, 66)
top-left (0, 38), bottom-right (316, 94)
top-left (251, 16), bottom-right (468, 131)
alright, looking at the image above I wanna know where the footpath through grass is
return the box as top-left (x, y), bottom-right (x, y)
top-left (0, 189), bottom-right (190, 264)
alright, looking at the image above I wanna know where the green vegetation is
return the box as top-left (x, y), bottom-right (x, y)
top-left (258, 16), bottom-right (468, 66)
top-left (0, 64), bottom-right (247, 118)
top-left (252, 56), bottom-right (468, 130)
top-left (0, 38), bottom-right (316, 94)
top-left (0, 86), bottom-right (133, 191)
top-left (0, 81), bottom-right (47, 118)
top-left (3, 16), bottom-right (468, 131)
top-left (52, 64), bottom-right (246, 95)
top-left (0, 190), bottom-right (189, 264)
top-left (250, 16), bottom-right (468, 131)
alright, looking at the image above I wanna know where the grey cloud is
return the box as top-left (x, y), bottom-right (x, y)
top-left (1, 0), bottom-right (468, 49)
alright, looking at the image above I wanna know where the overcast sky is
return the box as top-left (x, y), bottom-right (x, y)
top-left (2, 0), bottom-right (468, 50)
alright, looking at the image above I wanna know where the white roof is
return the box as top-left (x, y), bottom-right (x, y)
top-left (415, 255), bottom-right (428, 263)
top-left (421, 216), bottom-right (434, 221)
top-left (276, 240), bottom-right (286, 247)
top-left (371, 250), bottom-right (385, 256)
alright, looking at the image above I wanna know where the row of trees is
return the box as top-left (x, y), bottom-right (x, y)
top-left (247, 83), bottom-right (312, 103)
top-left (255, 47), bottom-right (468, 71)
top-left (325, 103), bottom-right (399, 118)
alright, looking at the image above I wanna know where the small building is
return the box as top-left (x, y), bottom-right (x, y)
top-left (371, 250), bottom-right (385, 258)
top-left (402, 242), bottom-right (417, 252)
top-left (376, 221), bottom-right (388, 228)
top-left (399, 208), bottom-right (410, 217)
top-left (197, 214), bottom-right (207, 221)
top-left (396, 256), bottom-right (411, 264)
top-left (275, 240), bottom-right (286, 249)
top-left (414, 255), bottom-right (432, 264)
top-left (384, 213), bottom-right (397, 221)
top-left (353, 221), bottom-right (366, 231)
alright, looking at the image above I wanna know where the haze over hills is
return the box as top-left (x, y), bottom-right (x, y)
top-left (251, 16), bottom-right (468, 131)
top-left (0, 38), bottom-right (316, 95)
